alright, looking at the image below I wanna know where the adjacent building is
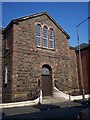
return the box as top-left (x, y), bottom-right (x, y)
top-left (75, 42), bottom-right (90, 94)
top-left (0, 27), bottom-right (2, 103)
top-left (2, 12), bottom-right (78, 103)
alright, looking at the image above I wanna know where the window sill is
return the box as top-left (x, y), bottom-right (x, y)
top-left (36, 46), bottom-right (55, 51)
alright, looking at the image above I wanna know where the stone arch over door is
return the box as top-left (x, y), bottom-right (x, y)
top-left (41, 64), bottom-right (52, 96)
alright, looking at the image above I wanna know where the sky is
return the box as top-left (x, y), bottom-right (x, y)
top-left (1, 2), bottom-right (89, 47)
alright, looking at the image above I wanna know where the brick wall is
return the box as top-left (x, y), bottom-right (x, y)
top-left (76, 45), bottom-right (90, 94)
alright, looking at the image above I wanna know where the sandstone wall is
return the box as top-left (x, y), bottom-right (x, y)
top-left (2, 14), bottom-right (79, 102)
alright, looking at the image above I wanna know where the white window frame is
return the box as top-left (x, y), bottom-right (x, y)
top-left (43, 26), bottom-right (48, 48)
top-left (36, 24), bottom-right (42, 47)
top-left (49, 28), bottom-right (54, 49)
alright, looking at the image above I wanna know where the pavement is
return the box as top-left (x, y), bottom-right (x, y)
top-left (1, 99), bottom-right (90, 120)
top-left (2, 100), bottom-right (82, 116)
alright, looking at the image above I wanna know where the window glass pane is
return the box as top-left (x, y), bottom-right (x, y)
top-left (43, 26), bottom-right (48, 38)
top-left (50, 28), bottom-right (54, 39)
top-left (43, 26), bottom-right (48, 48)
top-left (50, 40), bottom-right (54, 48)
top-left (36, 37), bottom-right (41, 46)
top-left (36, 24), bottom-right (41, 36)
top-left (50, 28), bottom-right (54, 48)
top-left (42, 68), bottom-right (50, 75)
top-left (43, 38), bottom-right (48, 48)
top-left (5, 64), bottom-right (8, 84)
top-left (36, 24), bottom-right (42, 47)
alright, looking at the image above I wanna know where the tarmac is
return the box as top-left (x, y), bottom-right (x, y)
top-left (1, 100), bottom-right (90, 120)
top-left (2, 100), bottom-right (83, 116)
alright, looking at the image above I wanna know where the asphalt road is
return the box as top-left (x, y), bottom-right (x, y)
top-left (3, 106), bottom-right (85, 120)
top-left (2, 100), bottom-right (88, 120)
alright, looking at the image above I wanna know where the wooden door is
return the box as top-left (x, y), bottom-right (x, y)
top-left (42, 75), bottom-right (52, 96)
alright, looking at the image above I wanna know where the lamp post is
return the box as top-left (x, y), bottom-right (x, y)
top-left (76, 16), bottom-right (90, 100)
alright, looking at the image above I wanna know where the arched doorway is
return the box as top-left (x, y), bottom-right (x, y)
top-left (41, 64), bottom-right (52, 96)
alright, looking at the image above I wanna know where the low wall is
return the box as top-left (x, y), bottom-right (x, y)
top-left (0, 90), bottom-right (42, 108)
top-left (54, 87), bottom-right (90, 101)
top-left (0, 88), bottom-right (90, 108)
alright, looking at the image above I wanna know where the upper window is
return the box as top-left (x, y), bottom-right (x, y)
top-left (49, 28), bottom-right (54, 49)
top-left (5, 37), bottom-right (9, 50)
top-left (43, 26), bottom-right (48, 48)
top-left (36, 24), bottom-right (42, 47)
top-left (36, 23), bottom-right (55, 49)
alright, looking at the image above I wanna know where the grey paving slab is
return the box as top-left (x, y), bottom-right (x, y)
top-left (2, 106), bottom-right (40, 116)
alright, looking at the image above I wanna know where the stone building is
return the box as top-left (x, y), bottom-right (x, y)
top-left (2, 12), bottom-right (78, 103)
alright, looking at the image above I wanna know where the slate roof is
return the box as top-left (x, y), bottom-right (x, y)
top-left (3, 12), bottom-right (70, 39)
top-left (75, 43), bottom-right (90, 51)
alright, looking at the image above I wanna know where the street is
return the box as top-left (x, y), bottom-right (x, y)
top-left (3, 106), bottom-right (84, 120)
top-left (1, 100), bottom-right (89, 120)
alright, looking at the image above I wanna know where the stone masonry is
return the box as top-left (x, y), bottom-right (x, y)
top-left (2, 12), bottom-right (79, 102)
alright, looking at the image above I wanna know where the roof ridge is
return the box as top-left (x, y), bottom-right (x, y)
top-left (13, 11), bottom-right (48, 22)
top-left (3, 11), bottom-right (70, 39)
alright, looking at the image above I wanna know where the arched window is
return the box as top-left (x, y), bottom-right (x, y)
top-left (42, 67), bottom-right (50, 75)
top-left (49, 28), bottom-right (54, 49)
top-left (36, 24), bottom-right (55, 49)
top-left (43, 26), bottom-right (48, 48)
top-left (36, 24), bottom-right (42, 47)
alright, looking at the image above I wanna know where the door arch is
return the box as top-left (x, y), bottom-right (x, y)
top-left (41, 64), bottom-right (52, 96)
